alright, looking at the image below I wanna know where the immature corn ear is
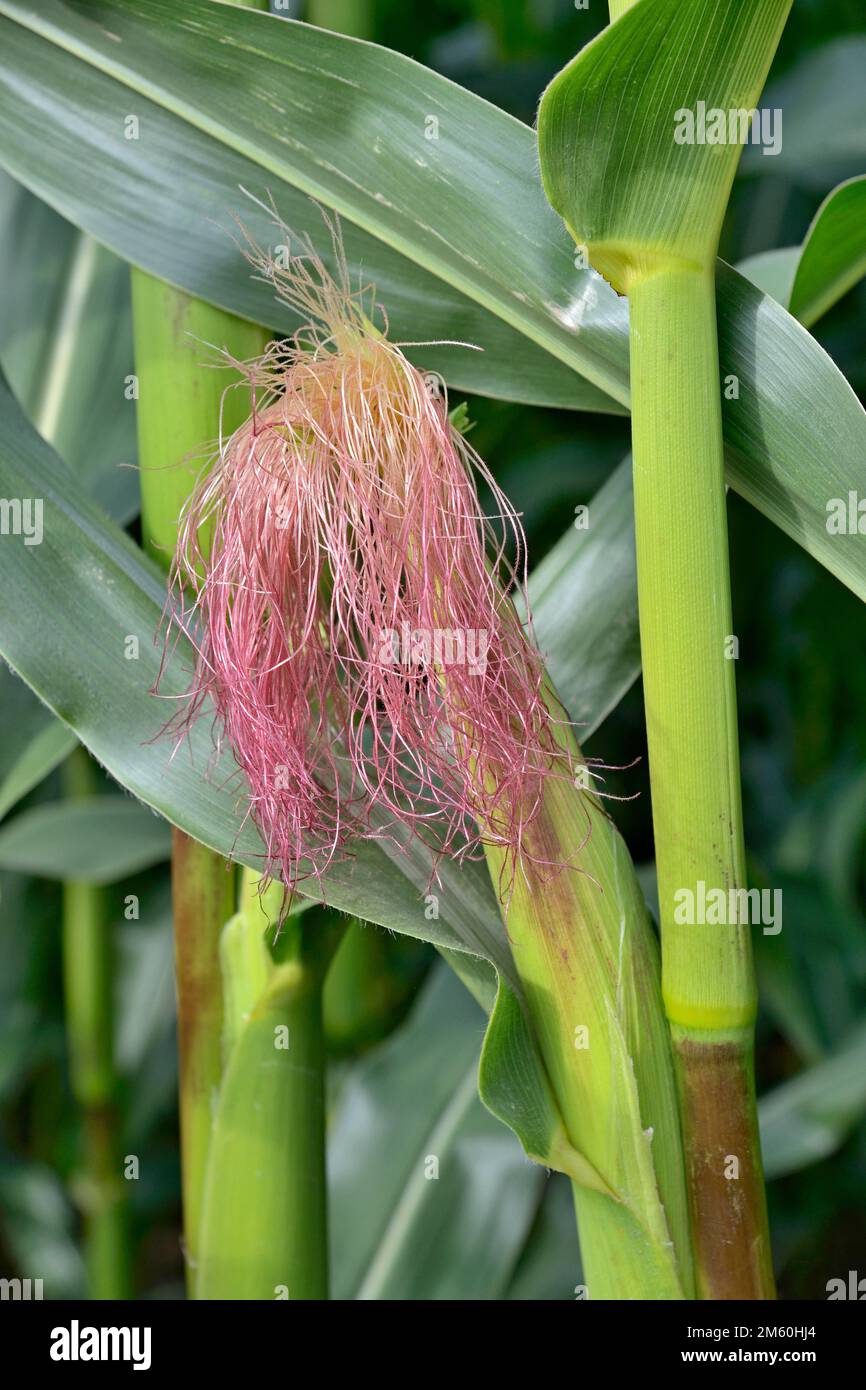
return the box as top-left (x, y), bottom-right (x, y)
top-left (162, 216), bottom-right (569, 892)
top-left (197, 886), bottom-right (344, 1301)
top-left (481, 699), bottom-right (694, 1300)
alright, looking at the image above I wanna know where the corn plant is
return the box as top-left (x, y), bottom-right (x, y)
top-left (0, 0), bottom-right (864, 1305)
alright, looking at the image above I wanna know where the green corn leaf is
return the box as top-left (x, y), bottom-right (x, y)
top-left (739, 176), bottom-right (866, 327)
top-left (787, 176), bottom-right (866, 327)
top-left (1, 1), bottom-right (865, 607)
top-left (714, 263), bottom-right (865, 604)
top-left (329, 964), bottom-right (552, 1300)
top-left (0, 799), bottom-right (170, 883)
top-left (526, 454), bottom-right (638, 739)
top-left (0, 664), bottom-right (76, 820)
top-left (0, 0), bottom-right (615, 416)
top-left (736, 247), bottom-right (799, 309)
top-left (478, 979), bottom-right (615, 1198)
top-left (0, 171), bottom-right (138, 524)
top-left (760, 1022), bottom-right (866, 1180)
top-left (0, 172), bottom-right (139, 821)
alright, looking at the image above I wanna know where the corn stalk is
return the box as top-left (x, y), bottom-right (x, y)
top-left (61, 749), bottom-right (132, 1299)
top-left (538, 0), bottom-right (792, 1296)
top-left (131, 243), bottom-right (267, 1290)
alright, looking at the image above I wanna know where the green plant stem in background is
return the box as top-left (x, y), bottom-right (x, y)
top-left (323, 919), bottom-right (384, 1051)
top-left (307, 0), bottom-right (373, 38)
top-left (323, 919), bottom-right (427, 1054)
top-left (629, 266), bottom-right (773, 1297)
top-left (131, 277), bottom-right (267, 568)
top-left (130, 271), bottom-right (267, 1290)
top-left (62, 749), bottom-right (131, 1299)
top-left (196, 875), bottom-right (344, 1299)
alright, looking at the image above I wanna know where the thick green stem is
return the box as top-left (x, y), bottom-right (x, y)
top-left (62, 749), bottom-right (131, 1299)
top-left (131, 277), bottom-right (267, 567)
top-left (131, 271), bottom-right (267, 1291)
top-left (629, 264), bottom-right (773, 1298)
top-left (537, 0), bottom-right (791, 1304)
top-left (168, 828), bottom-right (235, 1289)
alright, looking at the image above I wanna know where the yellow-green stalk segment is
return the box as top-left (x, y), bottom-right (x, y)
top-left (629, 268), bottom-right (773, 1297)
top-left (196, 875), bottom-right (345, 1299)
top-left (130, 225), bottom-right (268, 1289)
top-left (165, 828), bottom-right (236, 1289)
top-left (62, 749), bottom-right (132, 1299)
top-left (538, 0), bottom-right (792, 1296)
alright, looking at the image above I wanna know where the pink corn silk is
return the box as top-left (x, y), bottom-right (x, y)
top-left (162, 235), bottom-right (570, 890)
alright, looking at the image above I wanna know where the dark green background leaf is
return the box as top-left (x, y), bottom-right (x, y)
top-left (0, 799), bottom-right (170, 882)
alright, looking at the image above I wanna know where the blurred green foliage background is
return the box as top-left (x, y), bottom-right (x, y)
top-left (0, 0), bottom-right (864, 1300)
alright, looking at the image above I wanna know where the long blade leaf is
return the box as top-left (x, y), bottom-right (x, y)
top-left (0, 1), bottom-right (865, 601)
